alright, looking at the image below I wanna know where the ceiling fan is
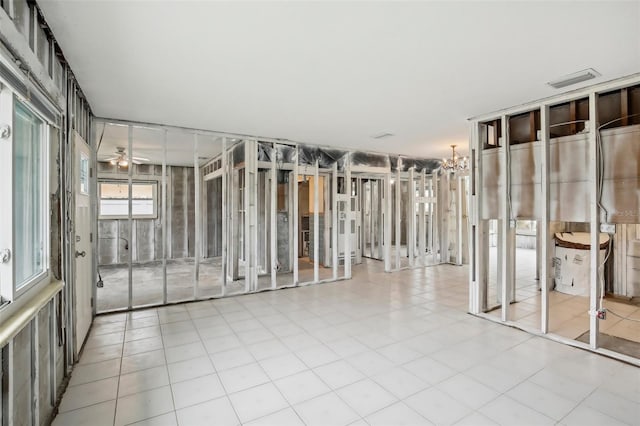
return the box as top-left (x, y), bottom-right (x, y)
top-left (102, 147), bottom-right (150, 166)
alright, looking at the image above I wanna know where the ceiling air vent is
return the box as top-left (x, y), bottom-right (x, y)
top-left (371, 132), bottom-right (394, 140)
top-left (547, 68), bottom-right (600, 89)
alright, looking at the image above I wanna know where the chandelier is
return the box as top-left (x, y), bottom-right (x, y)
top-left (441, 144), bottom-right (469, 172)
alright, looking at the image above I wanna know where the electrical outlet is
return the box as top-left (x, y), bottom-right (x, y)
top-left (600, 223), bottom-right (615, 234)
top-left (509, 219), bottom-right (517, 229)
top-left (597, 309), bottom-right (607, 320)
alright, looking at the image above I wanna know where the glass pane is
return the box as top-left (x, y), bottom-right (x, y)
top-left (14, 101), bottom-right (44, 289)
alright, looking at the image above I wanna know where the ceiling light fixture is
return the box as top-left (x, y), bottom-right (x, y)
top-left (547, 68), bottom-right (600, 89)
top-left (441, 145), bottom-right (468, 172)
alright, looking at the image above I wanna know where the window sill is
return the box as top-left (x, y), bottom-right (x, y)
top-left (0, 279), bottom-right (63, 348)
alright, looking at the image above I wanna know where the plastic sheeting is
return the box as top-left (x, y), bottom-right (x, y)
top-left (351, 152), bottom-right (389, 168)
top-left (232, 142), bottom-right (245, 166)
top-left (250, 142), bottom-right (440, 173)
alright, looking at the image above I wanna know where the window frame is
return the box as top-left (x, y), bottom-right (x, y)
top-left (0, 86), bottom-right (51, 304)
top-left (98, 179), bottom-right (158, 220)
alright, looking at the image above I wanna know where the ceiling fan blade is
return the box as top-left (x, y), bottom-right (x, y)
top-left (132, 159), bottom-right (143, 165)
top-left (101, 156), bottom-right (118, 161)
top-left (132, 156), bottom-right (150, 162)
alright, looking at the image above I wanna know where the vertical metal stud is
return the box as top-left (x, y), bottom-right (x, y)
top-left (419, 170), bottom-right (426, 267)
top-left (540, 105), bottom-right (551, 333)
top-left (127, 125), bottom-right (133, 310)
top-left (194, 134), bottom-right (200, 299)
top-left (499, 115), bottom-right (514, 322)
top-left (589, 93), bottom-right (600, 349)
top-left (332, 162), bottom-right (338, 280)
top-left (270, 144), bottom-right (277, 290)
top-left (313, 159), bottom-right (319, 283)
top-left (408, 167), bottom-right (415, 267)
top-left (344, 153), bottom-right (351, 279)
top-left (395, 159), bottom-right (401, 270)
top-left (293, 146), bottom-right (299, 284)
top-left (384, 172), bottom-right (392, 272)
top-left (162, 130), bottom-right (168, 304)
top-left (220, 137), bottom-right (227, 295)
top-left (31, 320), bottom-right (39, 426)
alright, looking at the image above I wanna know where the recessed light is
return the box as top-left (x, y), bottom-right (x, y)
top-left (371, 132), bottom-right (394, 139)
top-left (547, 68), bottom-right (600, 89)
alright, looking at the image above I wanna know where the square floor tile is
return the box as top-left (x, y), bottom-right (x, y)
top-left (295, 344), bottom-right (340, 368)
top-left (376, 342), bottom-right (423, 365)
top-left (203, 334), bottom-right (242, 354)
top-left (228, 382), bottom-right (290, 423)
top-left (372, 367), bottom-right (429, 399)
top-left (346, 350), bottom-right (395, 376)
top-left (506, 380), bottom-right (578, 421)
top-left (119, 365), bottom-right (170, 397)
top-left (52, 399), bottom-right (116, 426)
top-left (59, 377), bottom-right (119, 413)
top-left (402, 356), bottom-right (457, 385)
top-left (559, 404), bottom-right (628, 426)
top-left (69, 358), bottom-right (121, 386)
top-left (85, 331), bottom-right (125, 349)
top-left (313, 360), bottom-right (366, 389)
top-left (582, 388), bottom-right (640, 425)
top-left (164, 341), bottom-right (207, 364)
top-left (125, 326), bottom-right (162, 343)
top-left (121, 349), bottom-right (166, 374)
top-left (123, 336), bottom-right (164, 357)
top-left (171, 373), bottom-right (226, 410)
top-left (210, 347), bottom-right (256, 371)
top-left (218, 362), bottom-right (270, 393)
top-left (274, 370), bottom-right (331, 405)
top-left (365, 402), bottom-right (431, 426)
top-left (293, 392), bottom-right (359, 426)
top-left (479, 395), bottom-right (555, 426)
top-left (325, 337), bottom-right (369, 358)
top-left (114, 386), bottom-right (175, 426)
top-left (454, 412), bottom-right (499, 426)
top-left (436, 373), bottom-right (500, 410)
top-left (259, 353), bottom-right (308, 380)
top-left (167, 355), bottom-right (214, 383)
top-left (176, 396), bottom-right (239, 426)
top-left (336, 378), bottom-right (397, 417)
top-left (130, 412), bottom-right (177, 426)
top-left (247, 338), bottom-right (290, 361)
top-left (405, 387), bottom-right (472, 425)
top-left (78, 343), bottom-right (123, 365)
top-left (245, 407), bottom-right (304, 426)
top-left (162, 330), bottom-right (201, 348)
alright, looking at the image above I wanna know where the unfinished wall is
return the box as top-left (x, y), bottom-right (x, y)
top-left (97, 162), bottom-right (198, 264)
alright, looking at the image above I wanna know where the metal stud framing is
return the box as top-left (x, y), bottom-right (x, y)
top-left (540, 105), bottom-right (551, 333)
top-left (588, 93), bottom-right (600, 349)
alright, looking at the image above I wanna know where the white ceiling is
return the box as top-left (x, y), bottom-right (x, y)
top-left (40, 1), bottom-right (640, 159)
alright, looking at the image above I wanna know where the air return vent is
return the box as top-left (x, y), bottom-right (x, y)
top-left (547, 68), bottom-right (600, 89)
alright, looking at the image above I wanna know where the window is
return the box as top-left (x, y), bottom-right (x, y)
top-left (99, 181), bottom-right (157, 219)
top-left (14, 101), bottom-right (47, 291)
top-left (80, 153), bottom-right (89, 195)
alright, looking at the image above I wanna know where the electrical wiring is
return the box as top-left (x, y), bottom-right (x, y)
top-left (593, 113), bottom-right (640, 320)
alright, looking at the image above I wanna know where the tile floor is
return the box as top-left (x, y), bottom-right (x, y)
top-left (53, 261), bottom-right (639, 426)
top-left (487, 249), bottom-right (640, 349)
